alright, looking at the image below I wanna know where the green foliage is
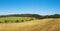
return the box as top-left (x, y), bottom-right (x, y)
top-left (0, 17), bottom-right (34, 23)
top-left (0, 14), bottom-right (60, 18)
top-left (0, 21), bottom-right (1, 23)
top-left (21, 20), bottom-right (24, 22)
top-left (15, 20), bottom-right (19, 23)
top-left (5, 20), bottom-right (7, 23)
top-left (43, 14), bottom-right (60, 18)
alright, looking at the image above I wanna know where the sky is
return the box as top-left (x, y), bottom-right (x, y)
top-left (0, 0), bottom-right (60, 15)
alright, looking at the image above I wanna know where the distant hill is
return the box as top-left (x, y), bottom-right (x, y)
top-left (0, 14), bottom-right (60, 19)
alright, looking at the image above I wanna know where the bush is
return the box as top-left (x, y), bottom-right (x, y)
top-left (5, 20), bottom-right (7, 23)
top-left (21, 20), bottom-right (24, 22)
top-left (0, 21), bottom-right (1, 23)
top-left (30, 19), bottom-right (33, 20)
top-left (15, 20), bottom-right (19, 23)
top-left (26, 19), bottom-right (33, 21)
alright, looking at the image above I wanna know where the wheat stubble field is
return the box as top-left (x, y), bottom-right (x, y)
top-left (0, 18), bottom-right (59, 31)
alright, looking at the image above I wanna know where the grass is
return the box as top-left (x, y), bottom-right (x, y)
top-left (0, 18), bottom-right (59, 31)
top-left (0, 17), bottom-right (35, 23)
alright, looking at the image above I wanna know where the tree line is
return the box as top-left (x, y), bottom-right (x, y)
top-left (0, 14), bottom-right (60, 19)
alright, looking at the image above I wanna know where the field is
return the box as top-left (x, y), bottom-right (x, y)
top-left (0, 18), bottom-right (59, 31)
top-left (0, 17), bottom-right (35, 23)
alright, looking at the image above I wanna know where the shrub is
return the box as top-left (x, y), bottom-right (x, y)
top-left (30, 19), bottom-right (33, 20)
top-left (0, 21), bottom-right (1, 23)
top-left (15, 20), bottom-right (19, 23)
top-left (5, 20), bottom-right (7, 23)
top-left (21, 20), bottom-right (24, 22)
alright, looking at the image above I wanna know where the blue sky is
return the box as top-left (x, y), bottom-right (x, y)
top-left (0, 0), bottom-right (60, 15)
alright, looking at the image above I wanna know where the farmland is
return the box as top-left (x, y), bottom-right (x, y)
top-left (0, 18), bottom-right (59, 31)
